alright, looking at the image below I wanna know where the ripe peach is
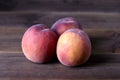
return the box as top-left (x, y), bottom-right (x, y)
top-left (57, 28), bottom-right (91, 66)
top-left (21, 24), bottom-right (58, 63)
top-left (51, 17), bottom-right (82, 36)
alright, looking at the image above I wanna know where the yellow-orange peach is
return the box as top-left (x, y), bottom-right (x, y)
top-left (22, 24), bottom-right (58, 63)
top-left (57, 28), bottom-right (91, 66)
top-left (51, 17), bottom-right (82, 36)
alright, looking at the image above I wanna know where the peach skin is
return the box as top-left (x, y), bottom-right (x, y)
top-left (22, 24), bottom-right (58, 63)
top-left (57, 28), bottom-right (91, 66)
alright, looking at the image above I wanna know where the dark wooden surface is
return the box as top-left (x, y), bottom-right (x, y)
top-left (0, 26), bottom-right (120, 53)
top-left (0, 0), bottom-right (120, 79)
top-left (0, 1), bottom-right (119, 53)
top-left (0, 25), bottom-right (120, 80)
top-left (0, 53), bottom-right (119, 80)
top-left (1, 0), bottom-right (120, 12)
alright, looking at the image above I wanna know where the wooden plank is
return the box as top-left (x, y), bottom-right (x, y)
top-left (0, 11), bottom-right (119, 53)
top-left (1, 0), bottom-right (120, 12)
top-left (86, 28), bottom-right (120, 53)
top-left (0, 53), bottom-right (119, 80)
top-left (0, 26), bottom-right (120, 53)
top-left (0, 27), bottom-right (26, 53)
top-left (0, 11), bottom-right (120, 28)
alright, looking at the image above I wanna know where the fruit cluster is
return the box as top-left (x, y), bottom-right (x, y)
top-left (21, 17), bottom-right (91, 67)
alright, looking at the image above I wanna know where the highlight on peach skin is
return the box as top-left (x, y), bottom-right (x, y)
top-left (51, 17), bottom-right (82, 36)
top-left (21, 24), bottom-right (58, 63)
top-left (57, 28), bottom-right (91, 66)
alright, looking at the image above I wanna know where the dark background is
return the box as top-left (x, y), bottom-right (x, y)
top-left (0, 0), bottom-right (120, 53)
top-left (0, 0), bottom-right (120, 27)
top-left (1, 0), bottom-right (120, 12)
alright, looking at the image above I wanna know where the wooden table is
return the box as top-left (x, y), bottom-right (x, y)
top-left (0, 0), bottom-right (120, 80)
top-left (0, 17), bottom-right (120, 80)
top-left (0, 26), bottom-right (120, 80)
top-left (0, 53), bottom-right (120, 80)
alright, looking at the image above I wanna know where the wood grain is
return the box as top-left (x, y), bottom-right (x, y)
top-left (0, 53), bottom-right (119, 80)
top-left (0, 26), bottom-right (120, 53)
top-left (0, 0), bottom-right (120, 53)
top-left (0, 0), bottom-right (119, 80)
top-left (1, 0), bottom-right (120, 12)
top-left (0, 27), bottom-right (26, 53)
top-left (0, 11), bottom-right (120, 28)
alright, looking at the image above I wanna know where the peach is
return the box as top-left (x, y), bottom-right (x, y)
top-left (21, 24), bottom-right (58, 63)
top-left (51, 17), bottom-right (82, 36)
top-left (57, 28), bottom-right (91, 66)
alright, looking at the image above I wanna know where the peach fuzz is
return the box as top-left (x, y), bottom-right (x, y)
top-left (51, 17), bottom-right (82, 36)
top-left (21, 24), bottom-right (58, 63)
top-left (57, 28), bottom-right (91, 66)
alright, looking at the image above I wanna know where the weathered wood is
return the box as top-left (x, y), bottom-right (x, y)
top-left (0, 11), bottom-right (120, 28)
top-left (0, 1), bottom-right (119, 53)
top-left (0, 1), bottom-right (119, 79)
top-left (0, 26), bottom-right (120, 53)
top-left (0, 53), bottom-right (119, 80)
top-left (86, 28), bottom-right (120, 53)
top-left (0, 0), bottom-right (120, 12)
top-left (0, 27), bottom-right (26, 53)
